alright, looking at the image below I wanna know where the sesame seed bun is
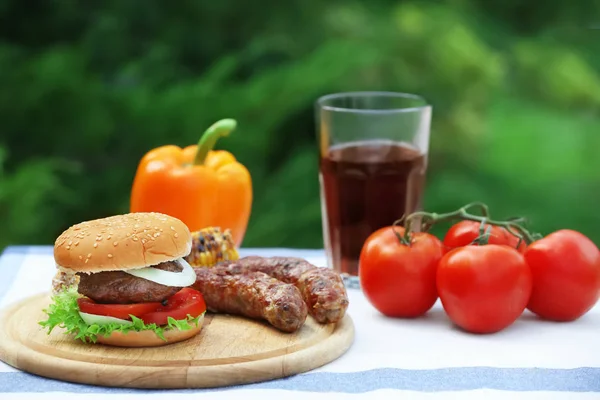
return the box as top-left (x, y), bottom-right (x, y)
top-left (54, 212), bottom-right (192, 274)
top-left (96, 315), bottom-right (205, 347)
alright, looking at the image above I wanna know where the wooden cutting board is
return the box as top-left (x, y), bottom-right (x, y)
top-left (0, 293), bottom-right (354, 389)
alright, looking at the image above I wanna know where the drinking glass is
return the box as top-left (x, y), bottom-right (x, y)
top-left (315, 92), bottom-right (432, 287)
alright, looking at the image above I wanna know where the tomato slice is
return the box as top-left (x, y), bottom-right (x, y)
top-left (77, 298), bottom-right (162, 320)
top-left (138, 288), bottom-right (207, 326)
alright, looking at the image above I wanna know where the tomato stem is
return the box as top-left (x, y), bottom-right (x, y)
top-left (471, 223), bottom-right (492, 245)
top-left (462, 201), bottom-right (490, 218)
top-left (403, 203), bottom-right (537, 244)
top-left (392, 221), bottom-right (412, 246)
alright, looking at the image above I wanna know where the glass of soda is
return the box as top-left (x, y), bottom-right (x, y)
top-left (315, 92), bottom-right (432, 287)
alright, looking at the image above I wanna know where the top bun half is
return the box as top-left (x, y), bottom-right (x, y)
top-left (54, 212), bottom-right (192, 274)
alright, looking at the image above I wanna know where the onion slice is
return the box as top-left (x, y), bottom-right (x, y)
top-left (79, 311), bottom-right (133, 326)
top-left (123, 258), bottom-right (196, 287)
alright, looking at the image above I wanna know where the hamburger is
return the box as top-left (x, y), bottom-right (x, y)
top-left (39, 212), bottom-right (206, 347)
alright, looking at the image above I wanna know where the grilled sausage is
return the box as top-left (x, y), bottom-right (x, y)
top-left (218, 256), bottom-right (349, 324)
top-left (192, 266), bottom-right (308, 333)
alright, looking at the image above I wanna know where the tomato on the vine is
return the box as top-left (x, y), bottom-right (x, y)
top-left (524, 229), bottom-right (600, 322)
top-left (443, 220), bottom-right (526, 253)
top-left (436, 244), bottom-right (532, 334)
top-left (359, 226), bottom-right (445, 318)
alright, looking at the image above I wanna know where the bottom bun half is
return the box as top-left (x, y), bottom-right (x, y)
top-left (96, 315), bottom-right (205, 347)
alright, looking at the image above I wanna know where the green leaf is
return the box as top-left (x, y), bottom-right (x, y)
top-left (39, 288), bottom-right (203, 343)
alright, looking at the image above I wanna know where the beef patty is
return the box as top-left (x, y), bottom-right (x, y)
top-left (77, 260), bottom-right (183, 304)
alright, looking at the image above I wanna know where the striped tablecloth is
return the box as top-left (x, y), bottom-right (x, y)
top-left (1, 246), bottom-right (599, 400)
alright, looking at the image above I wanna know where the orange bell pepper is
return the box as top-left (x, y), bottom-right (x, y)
top-left (130, 119), bottom-right (252, 246)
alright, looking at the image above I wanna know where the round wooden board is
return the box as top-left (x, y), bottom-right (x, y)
top-left (0, 293), bottom-right (354, 389)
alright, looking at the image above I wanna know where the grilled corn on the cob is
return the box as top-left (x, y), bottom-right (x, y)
top-left (185, 226), bottom-right (239, 267)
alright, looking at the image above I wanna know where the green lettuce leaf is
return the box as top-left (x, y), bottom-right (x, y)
top-left (39, 287), bottom-right (203, 343)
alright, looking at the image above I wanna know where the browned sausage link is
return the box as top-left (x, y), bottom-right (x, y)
top-left (296, 267), bottom-right (349, 324)
top-left (218, 256), bottom-right (349, 324)
top-left (192, 267), bottom-right (308, 333)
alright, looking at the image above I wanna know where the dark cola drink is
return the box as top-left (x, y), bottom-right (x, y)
top-left (319, 140), bottom-right (428, 276)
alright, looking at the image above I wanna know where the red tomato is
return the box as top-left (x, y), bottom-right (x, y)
top-left (139, 288), bottom-right (207, 326)
top-left (77, 298), bottom-right (162, 320)
top-left (443, 221), bottom-right (527, 253)
top-left (359, 226), bottom-right (445, 318)
top-left (436, 244), bottom-right (532, 334)
top-left (524, 229), bottom-right (600, 322)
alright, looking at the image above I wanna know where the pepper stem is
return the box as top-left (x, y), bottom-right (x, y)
top-left (193, 118), bottom-right (237, 165)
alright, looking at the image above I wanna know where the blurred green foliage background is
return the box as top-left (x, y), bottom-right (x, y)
top-left (1, 0), bottom-right (599, 251)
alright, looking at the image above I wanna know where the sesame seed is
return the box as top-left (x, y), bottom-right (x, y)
top-left (113, 241), bottom-right (118, 246)
top-left (108, 254), bottom-right (113, 258)
top-left (87, 253), bottom-right (92, 258)
top-left (142, 239), bottom-right (146, 244)
top-left (133, 237), bottom-right (138, 241)
top-left (170, 226), bottom-right (175, 231)
top-left (74, 241), bottom-right (79, 246)
top-left (66, 245), bottom-right (71, 250)
top-left (78, 256), bottom-right (83, 260)
top-left (154, 232), bottom-right (160, 238)
top-left (85, 259), bottom-right (89, 264)
top-left (107, 236), bottom-right (111, 240)
top-left (94, 243), bottom-right (98, 248)
top-left (174, 233), bottom-right (179, 238)
top-left (68, 241), bottom-right (72, 245)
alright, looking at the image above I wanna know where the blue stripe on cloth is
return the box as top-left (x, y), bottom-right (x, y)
top-left (0, 247), bottom-right (32, 300)
top-left (0, 246), bottom-right (326, 258)
top-left (1, 368), bottom-right (599, 393)
top-left (1, 245), bottom-right (54, 255)
top-left (238, 248), bottom-right (326, 259)
top-left (0, 245), bottom-right (326, 302)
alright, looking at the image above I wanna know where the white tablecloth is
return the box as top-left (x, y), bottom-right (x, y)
top-left (0, 246), bottom-right (599, 400)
